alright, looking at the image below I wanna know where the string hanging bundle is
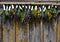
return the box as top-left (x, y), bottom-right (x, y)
top-left (1, 4), bottom-right (58, 23)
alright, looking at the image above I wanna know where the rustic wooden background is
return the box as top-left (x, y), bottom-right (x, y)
top-left (0, 7), bottom-right (60, 42)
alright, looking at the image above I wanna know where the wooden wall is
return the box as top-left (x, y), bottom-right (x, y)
top-left (1, 20), bottom-right (59, 42)
top-left (0, 9), bottom-right (60, 42)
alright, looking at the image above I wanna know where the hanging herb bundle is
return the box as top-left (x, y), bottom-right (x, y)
top-left (50, 7), bottom-right (57, 19)
top-left (25, 10), bottom-right (35, 23)
top-left (1, 10), bottom-right (6, 24)
top-left (9, 8), bottom-right (15, 15)
top-left (37, 9), bottom-right (41, 18)
top-left (32, 8), bottom-right (37, 18)
top-left (9, 8), bottom-right (15, 20)
top-left (24, 5), bottom-right (35, 23)
top-left (8, 8), bottom-right (15, 30)
top-left (19, 8), bottom-right (26, 23)
top-left (45, 6), bottom-right (57, 22)
top-left (44, 8), bottom-right (52, 22)
top-left (47, 11), bottom-right (52, 22)
top-left (32, 7), bottom-right (41, 22)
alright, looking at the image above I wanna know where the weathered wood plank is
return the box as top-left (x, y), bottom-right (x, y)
top-left (10, 20), bottom-right (15, 42)
top-left (57, 16), bottom-right (60, 42)
top-left (16, 21), bottom-right (21, 42)
top-left (3, 24), bottom-right (8, 42)
top-left (0, 2), bottom-right (60, 5)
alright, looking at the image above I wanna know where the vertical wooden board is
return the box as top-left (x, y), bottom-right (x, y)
top-left (45, 20), bottom-right (57, 42)
top-left (44, 22), bottom-right (48, 42)
top-left (29, 22), bottom-right (34, 42)
top-left (10, 28), bottom-right (13, 42)
top-left (43, 23), bottom-right (45, 42)
top-left (16, 21), bottom-right (25, 42)
top-left (3, 24), bottom-right (8, 42)
top-left (58, 23), bottom-right (60, 42)
top-left (0, 14), bottom-right (2, 42)
top-left (51, 20), bottom-right (56, 42)
top-left (0, 29), bottom-right (1, 42)
top-left (4, 21), bottom-right (11, 42)
top-left (26, 23), bottom-right (29, 42)
top-left (23, 23), bottom-right (28, 42)
top-left (47, 22), bottom-right (54, 42)
top-left (10, 20), bottom-right (15, 42)
top-left (39, 22), bottom-right (41, 42)
top-left (29, 23), bottom-right (31, 42)
top-left (36, 22), bottom-right (41, 42)
top-left (40, 21), bottom-right (43, 42)
top-left (58, 16), bottom-right (60, 42)
top-left (32, 21), bottom-right (41, 42)
top-left (43, 22), bottom-right (53, 42)
top-left (16, 21), bottom-right (20, 42)
top-left (23, 38), bottom-right (28, 42)
top-left (32, 22), bottom-right (35, 42)
top-left (15, 21), bottom-right (29, 42)
top-left (33, 22), bottom-right (37, 42)
top-left (2, 19), bottom-right (15, 42)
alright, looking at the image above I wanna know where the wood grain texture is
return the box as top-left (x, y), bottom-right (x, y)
top-left (0, 2), bottom-right (60, 5)
top-left (57, 16), bottom-right (60, 42)
top-left (1, 18), bottom-right (60, 42)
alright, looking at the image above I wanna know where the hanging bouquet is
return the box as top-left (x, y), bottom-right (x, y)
top-left (32, 8), bottom-right (37, 18)
top-left (9, 8), bottom-right (15, 20)
top-left (50, 7), bottom-right (57, 19)
top-left (1, 10), bottom-right (6, 24)
top-left (25, 10), bottom-right (35, 23)
top-left (37, 9), bottom-right (41, 19)
top-left (32, 8), bottom-right (40, 18)
top-left (45, 7), bottom-right (57, 22)
top-left (9, 8), bottom-right (15, 15)
top-left (47, 10), bottom-right (52, 22)
top-left (19, 8), bottom-right (26, 23)
top-left (32, 8), bottom-right (41, 22)
top-left (44, 8), bottom-right (52, 22)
